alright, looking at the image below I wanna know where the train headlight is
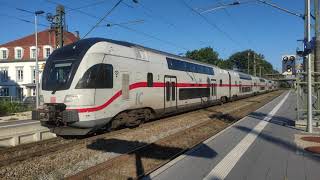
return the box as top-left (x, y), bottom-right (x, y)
top-left (64, 94), bottom-right (80, 103)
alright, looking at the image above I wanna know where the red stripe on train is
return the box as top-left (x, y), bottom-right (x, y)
top-left (68, 82), bottom-right (267, 113)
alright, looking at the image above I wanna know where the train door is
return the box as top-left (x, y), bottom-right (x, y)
top-left (228, 72), bottom-right (231, 98)
top-left (211, 79), bottom-right (217, 101)
top-left (164, 76), bottom-right (177, 113)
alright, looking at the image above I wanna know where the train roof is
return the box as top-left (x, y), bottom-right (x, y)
top-left (60, 38), bottom-right (272, 81)
top-left (70, 38), bottom-right (222, 69)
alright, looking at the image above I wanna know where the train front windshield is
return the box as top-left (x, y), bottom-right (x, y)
top-left (50, 62), bottom-right (72, 84)
top-left (42, 60), bottom-right (77, 91)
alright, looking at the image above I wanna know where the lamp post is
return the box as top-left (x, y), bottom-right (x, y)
top-left (306, 0), bottom-right (313, 133)
top-left (35, 10), bottom-right (44, 109)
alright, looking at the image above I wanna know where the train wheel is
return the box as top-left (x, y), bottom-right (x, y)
top-left (144, 109), bottom-right (154, 122)
top-left (107, 112), bottom-right (128, 131)
top-left (220, 96), bottom-right (227, 104)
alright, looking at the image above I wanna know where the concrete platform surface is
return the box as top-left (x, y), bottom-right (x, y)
top-left (147, 91), bottom-right (320, 180)
top-left (0, 118), bottom-right (55, 147)
top-left (0, 119), bottom-right (36, 127)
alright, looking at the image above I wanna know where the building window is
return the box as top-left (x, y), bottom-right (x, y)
top-left (31, 48), bottom-right (36, 59)
top-left (15, 47), bottom-right (23, 59)
top-left (0, 87), bottom-right (9, 96)
top-left (30, 46), bottom-right (39, 59)
top-left (43, 45), bottom-right (52, 59)
top-left (31, 67), bottom-right (36, 84)
top-left (45, 48), bottom-right (51, 58)
top-left (16, 87), bottom-right (23, 99)
top-left (16, 67), bottom-right (23, 82)
top-left (0, 48), bottom-right (8, 60)
top-left (2, 50), bottom-right (7, 59)
top-left (0, 67), bottom-right (9, 82)
top-left (17, 49), bottom-right (22, 59)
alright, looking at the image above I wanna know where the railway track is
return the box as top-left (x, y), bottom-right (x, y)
top-left (0, 92), bottom-right (259, 167)
top-left (66, 91), bottom-right (284, 180)
top-left (0, 90), bottom-right (283, 180)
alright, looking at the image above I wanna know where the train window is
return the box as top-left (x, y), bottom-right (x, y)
top-left (166, 57), bottom-right (214, 75)
top-left (179, 88), bottom-right (210, 100)
top-left (172, 82), bottom-right (176, 101)
top-left (239, 73), bottom-right (252, 80)
top-left (259, 78), bottom-right (266, 82)
top-left (211, 83), bottom-right (217, 96)
top-left (147, 73), bottom-right (153, 87)
top-left (96, 64), bottom-right (113, 88)
top-left (220, 80), bottom-right (222, 86)
top-left (75, 64), bottom-right (113, 89)
top-left (166, 82), bottom-right (171, 101)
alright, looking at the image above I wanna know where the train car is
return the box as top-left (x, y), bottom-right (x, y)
top-left (32, 38), bottom-right (273, 135)
top-left (251, 76), bottom-right (260, 94)
top-left (258, 78), bottom-right (267, 93)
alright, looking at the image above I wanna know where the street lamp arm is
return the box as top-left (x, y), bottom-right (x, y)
top-left (106, 19), bottom-right (144, 27)
top-left (200, 0), bottom-right (304, 20)
top-left (200, 1), bottom-right (243, 14)
top-left (257, 0), bottom-right (304, 19)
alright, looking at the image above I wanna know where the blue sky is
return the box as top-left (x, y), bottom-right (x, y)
top-left (0, 0), bottom-right (304, 71)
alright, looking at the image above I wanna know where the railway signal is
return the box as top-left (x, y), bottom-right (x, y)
top-left (282, 55), bottom-right (296, 75)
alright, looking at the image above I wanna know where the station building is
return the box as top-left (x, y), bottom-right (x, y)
top-left (0, 29), bottom-right (79, 100)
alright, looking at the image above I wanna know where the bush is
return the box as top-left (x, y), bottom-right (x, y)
top-left (0, 101), bottom-right (30, 116)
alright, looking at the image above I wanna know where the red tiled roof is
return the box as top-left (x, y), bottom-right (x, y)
top-left (0, 29), bottom-right (78, 47)
top-left (0, 29), bottom-right (79, 60)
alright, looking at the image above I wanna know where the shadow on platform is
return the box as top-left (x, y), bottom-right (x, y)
top-left (86, 138), bottom-right (217, 178)
top-left (248, 111), bottom-right (296, 127)
top-left (234, 125), bottom-right (320, 163)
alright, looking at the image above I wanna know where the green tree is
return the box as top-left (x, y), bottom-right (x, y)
top-left (224, 50), bottom-right (276, 75)
top-left (185, 47), bottom-right (277, 76)
top-left (185, 47), bottom-right (220, 65)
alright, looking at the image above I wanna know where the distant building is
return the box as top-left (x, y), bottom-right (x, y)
top-left (0, 29), bottom-right (79, 100)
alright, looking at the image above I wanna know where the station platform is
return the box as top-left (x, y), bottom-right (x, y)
top-left (147, 91), bottom-right (320, 180)
top-left (0, 118), bottom-right (55, 147)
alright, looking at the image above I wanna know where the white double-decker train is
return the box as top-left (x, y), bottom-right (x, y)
top-left (32, 38), bottom-right (277, 135)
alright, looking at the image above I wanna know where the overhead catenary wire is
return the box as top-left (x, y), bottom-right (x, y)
top-left (217, 0), bottom-right (254, 47)
top-left (116, 24), bottom-right (189, 51)
top-left (180, 0), bottom-right (244, 49)
top-left (2, 2), bottom-right (46, 19)
top-left (135, 1), bottom-right (177, 28)
top-left (66, 0), bottom-right (109, 12)
top-left (70, 0), bottom-right (134, 11)
top-left (82, 0), bottom-right (123, 39)
top-left (45, 0), bottom-right (189, 51)
top-left (0, 13), bottom-right (49, 27)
